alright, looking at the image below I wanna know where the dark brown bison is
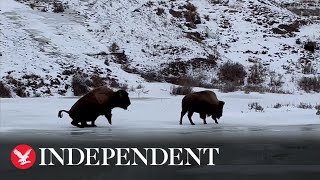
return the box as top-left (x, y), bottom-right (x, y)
top-left (58, 86), bottom-right (131, 128)
top-left (180, 90), bottom-right (225, 125)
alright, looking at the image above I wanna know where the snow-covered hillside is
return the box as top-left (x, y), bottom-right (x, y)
top-left (0, 0), bottom-right (319, 97)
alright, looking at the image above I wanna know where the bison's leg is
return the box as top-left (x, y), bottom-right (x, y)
top-left (90, 121), bottom-right (97, 127)
top-left (87, 115), bottom-right (98, 127)
top-left (180, 109), bottom-right (187, 125)
top-left (70, 116), bottom-right (86, 128)
top-left (187, 111), bottom-right (195, 125)
top-left (85, 120), bottom-right (97, 127)
top-left (212, 115), bottom-right (218, 124)
top-left (69, 113), bottom-right (82, 128)
top-left (71, 120), bottom-right (80, 127)
top-left (200, 113), bottom-right (207, 124)
top-left (70, 120), bottom-right (85, 128)
top-left (80, 120), bottom-right (89, 128)
top-left (105, 110), bottom-right (112, 125)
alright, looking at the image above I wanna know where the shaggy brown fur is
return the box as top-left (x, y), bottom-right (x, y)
top-left (58, 86), bottom-right (131, 128)
top-left (180, 90), bottom-right (225, 125)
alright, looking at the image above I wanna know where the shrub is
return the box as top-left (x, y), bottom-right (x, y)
top-left (298, 76), bottom-right (320, 92)
top-left (298, 57), bottom-right (317, 75)
top-left (302, 62), bottom-right (317, 75)
top-left (156, 8), bottom-right (165, 16)
top-left (296, 38), bottom-right (301, 44)
top-left (218, 61), bottom-right (246, 85)
top-left (219, 82), bottom-right (239, 93)
top-left (248, 102), bottom-right (264, 112)
top-left (140, 71), bottom-right (162, 82)
top-left (268, 86), bottom-right (292, 94)
top-left (204, 14), bottom-right (210, 21)
top-left (315, 105), bottom-right (320, 115)
top-left (297, 102), bottom-right (313, 109)
top-left (113, 51), bottom-right (129, 65)
top-left (22, 74), bottom-right (40, 80)
top-left (90, 75), bottom-right (106, 88)
top-left (170, 85), bottom-right (193, 95)
top-left (209, 0), bottom-right (222, 5)
top-left (72, 74), bottom-right (89, 96)
top-left (304, 40), bottom-right (317, 53)
top-left (185, 31), bottom-right (206, 43)
top-left (33, 93), bottom-right (41, 97)
top-left (243, 85), bottom-right (267, 94)
top-left (273, 103), bottom-right (282, 109)
top-left (269, 72), bottom-right (284, 87)
top-left (29, 3), bottom-right (35, 9)
top-left (169, 9), bottom-right (183, 18)
top-left (53, 2), bottom-right (64, 13)
top-left (15, 86), bottom-right (29, 97)
top-left (58, 89), bottom-right (67, 96)
top-left (175, 74), bottom-right (205, 87)
top-left (110, 42), bottom-right (120, 53)
top-left (109, 79), bottom-right (128, 91)
top-left (129, 86), bottom-right (135, 92)
top-left (136, 84), bottom-right (144, 89)
top-left (119, 83), bottom-right (128, 91)
top-left (183, 2), bottom-right (201, 28)
top-left (0, 81), bottom-right (11, 98)
top-left (247, 62), bottom-right (267, 85)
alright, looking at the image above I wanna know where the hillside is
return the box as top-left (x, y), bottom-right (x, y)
top-left (0, 0), bottom-right (320, 97)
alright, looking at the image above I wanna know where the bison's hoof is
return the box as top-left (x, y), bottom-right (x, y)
top-left (215, 121), bottom-right (218, 124)
top-left (191, 123), bottom-right (195, 125)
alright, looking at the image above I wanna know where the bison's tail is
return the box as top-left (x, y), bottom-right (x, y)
top-left (58, 110), bottom-right (69, 118)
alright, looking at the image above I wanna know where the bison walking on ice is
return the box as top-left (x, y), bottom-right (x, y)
top-left (180, 90), bottom-right (225, 125)
top-left (58, 86), bottom-right (131, 128)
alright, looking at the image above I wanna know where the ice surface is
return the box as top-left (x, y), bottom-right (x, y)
top-left (1, 91), bottom-right (319, 141)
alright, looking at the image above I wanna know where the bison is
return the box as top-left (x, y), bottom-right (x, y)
top-left (180, 90), bottom-right (225, 125)
top-left (58, 86), bottom-right (131, 128)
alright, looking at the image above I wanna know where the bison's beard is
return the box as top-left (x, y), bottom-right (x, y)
top-left (114, 102), bottom-right (131, 110)
top-left (216, 113), bottom-right (222, 119)
top-left (121, 104), bottom-right (130, 110)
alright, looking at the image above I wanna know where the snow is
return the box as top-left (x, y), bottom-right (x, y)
top-left (1, 90), bottom-right (319, 141)
top-left (1, 0), bottom-right (320, 97)
top-left (0, 0), bottom-right (145, 96)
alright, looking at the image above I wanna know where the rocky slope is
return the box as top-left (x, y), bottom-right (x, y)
top-left (0, 0), bottom-right (319, 97)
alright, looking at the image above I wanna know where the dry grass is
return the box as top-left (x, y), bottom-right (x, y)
top-left (71, 74), bottom-right (89, 96)
top-left (170, 85), bottom-right (193, 95)
top-left (247, 62), bottom-right (267, 85)
top-left (0, 81), bottom-right (11, 98)
top-left (53, 2), bottom-right (64, 13)
top-left (297, 102), bottom-right (313, 109)
top-left (218, 61), bottom-right (246, 85)
top-left (248, 102), bottom-right (264, 112)
top-left (298, 76), bottom-right (320, 92)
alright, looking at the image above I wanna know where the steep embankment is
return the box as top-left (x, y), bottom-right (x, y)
top-left (0, 0), bottom-right (319, 97)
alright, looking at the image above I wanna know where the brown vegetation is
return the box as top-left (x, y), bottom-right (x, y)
top-left (0, 81), bottom-right (11, 98)
top-left (170, 85), bottom-right (193, 95)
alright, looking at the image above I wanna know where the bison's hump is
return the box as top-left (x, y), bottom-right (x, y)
top-left (183, 90), bottom-right (219, 106)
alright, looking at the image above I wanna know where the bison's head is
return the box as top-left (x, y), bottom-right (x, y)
top-left (114, 90), bottom-right (131, 110)
top-left (216, 101), bottom-right (225, 119)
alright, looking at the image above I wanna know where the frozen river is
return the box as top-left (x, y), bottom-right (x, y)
top-left (1, 96), bottom-right (320, 179)
top-left (0, 96), bottom-right (319, 142)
